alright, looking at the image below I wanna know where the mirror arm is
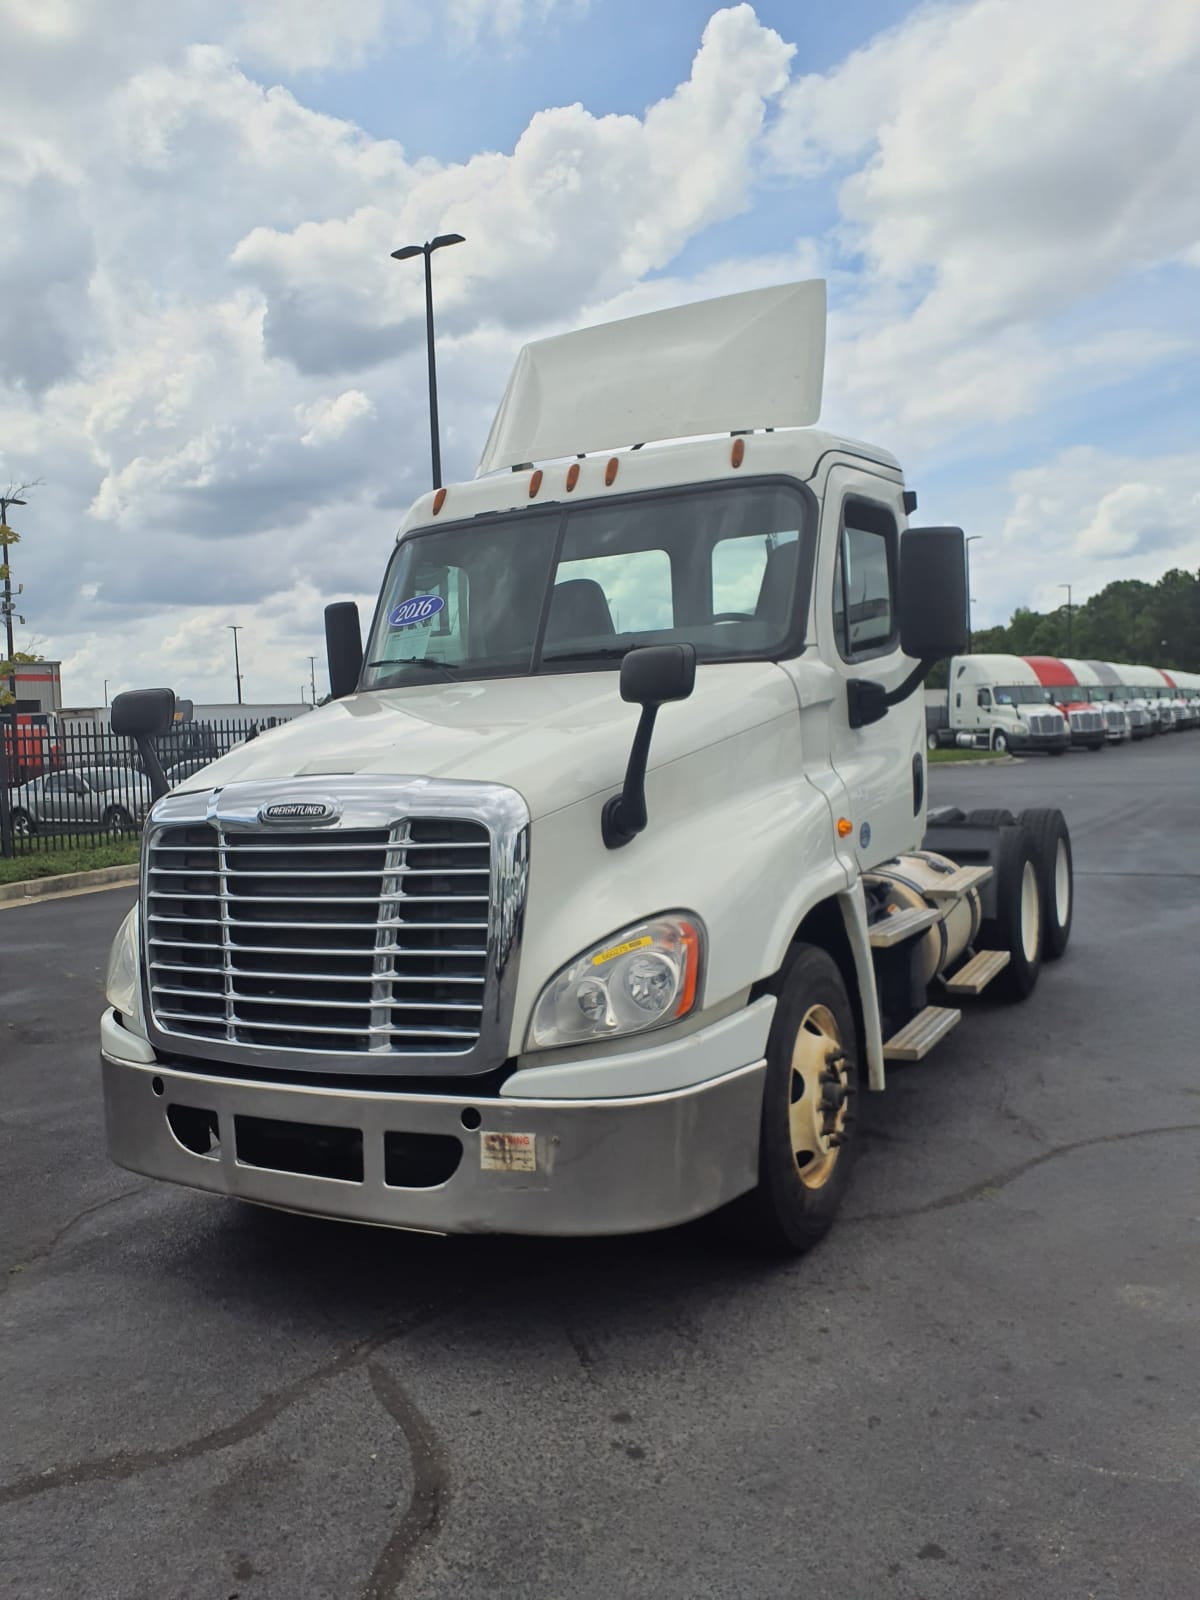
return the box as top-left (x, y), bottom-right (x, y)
top-left (885, 658), bottom-right (936, 709)
top-left (602, 704), bottom-right (659, 850)
top-left (134, 735), bottom-right (169, 800)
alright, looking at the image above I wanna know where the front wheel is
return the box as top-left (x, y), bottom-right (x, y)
top-left (927, 730), bottom-right (941, 752)
top-left (991, 729), bottom-right (1009, 754)
top-left (723, 945), bottom-right (859, 1254)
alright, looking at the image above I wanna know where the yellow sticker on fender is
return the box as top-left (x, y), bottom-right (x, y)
top-left (591, 934), bottom-right (652, 966)
top-left (481, 1132), bottom-right (537, 1172)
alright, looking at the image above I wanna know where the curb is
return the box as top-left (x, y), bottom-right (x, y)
top-left (928, 756), bottom-right (1024, 769)
top-left (0, 863), bottom-right (140, 908)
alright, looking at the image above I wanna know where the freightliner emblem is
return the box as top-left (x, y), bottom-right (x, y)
top-left (258, 799), bottom-right (339, 825)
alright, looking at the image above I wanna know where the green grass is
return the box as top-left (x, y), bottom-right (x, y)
top-left (0, 838), bottom-right (141, 884)
top-left (928, 746), bottom-right (1011, 763)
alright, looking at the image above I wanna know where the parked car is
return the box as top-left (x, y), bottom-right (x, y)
top-left (163, 758), bottom-right (212, 787)
top-left (8, 766), bottom-right (153, 836)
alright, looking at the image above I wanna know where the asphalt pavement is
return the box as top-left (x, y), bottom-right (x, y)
top-left (2, 735), bottom-right (1198, 1599)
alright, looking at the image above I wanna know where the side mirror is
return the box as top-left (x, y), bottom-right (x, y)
top-left (110, 688), bottom-right (176, 800)
top-left (898, 527), bottom-right (968, 661)
top-left (325, 601), bottom-right (363, 700)
top-left (847, 679), bottom-right (888, 729)
top-left (602, 644), bottom-right (697, 850)
top-left (111, 688), bottom-right (176, 739)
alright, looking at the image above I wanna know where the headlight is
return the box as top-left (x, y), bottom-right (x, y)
top-left (105, 906), bottom-right (148, 1038)
top-left (527, 914), bottom-right (703, 1051)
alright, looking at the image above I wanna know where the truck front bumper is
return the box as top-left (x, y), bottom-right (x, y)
top-left (100, 1041), bottom-right (767, 1238)
top-left (1009, 730), bottom-right (1070, 754)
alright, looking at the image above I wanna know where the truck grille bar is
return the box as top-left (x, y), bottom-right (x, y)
top-left (145, 819), bottom-right (493, 1055)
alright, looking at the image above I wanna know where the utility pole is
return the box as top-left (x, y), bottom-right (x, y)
top-left (390, 234), bottom-right (465, 489)
top-left (1059, 583), bottom-right (1073, 656)
top-left (0, 490), bottom-right (28, 706)
top-left (308, 654), bottom-right (318, 706)
top-left (228, 624), bottom-right (244, 705)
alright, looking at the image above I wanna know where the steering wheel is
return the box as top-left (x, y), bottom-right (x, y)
top-left (711, 612), bottom-right (754, 624)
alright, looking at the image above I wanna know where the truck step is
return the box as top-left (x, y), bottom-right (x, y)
top-left (883, 1006), bottom-right (962, 1062)
top-left (922, 864), bottom-right (993, 899)
top-left (942, 948), bottom-right (1011, 995)
top-left (868, 906), bottom-right (941, 948)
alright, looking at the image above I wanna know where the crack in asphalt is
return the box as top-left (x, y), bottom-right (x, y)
top-left (1, 1182), bottom-right (150, 1299)
top-left (0, 1302), bottom-right (451, 1509)
top-left (361, 1360), bottom-right (451, 1600)
top-left (846, 1122), bottom-right (1200, 1223)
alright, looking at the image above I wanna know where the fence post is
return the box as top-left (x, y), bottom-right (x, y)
top-left (0, 715), bottom-right (13, 859)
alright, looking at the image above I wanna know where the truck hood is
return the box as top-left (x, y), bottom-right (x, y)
top-left (178, 664), bottom-right (798, 822)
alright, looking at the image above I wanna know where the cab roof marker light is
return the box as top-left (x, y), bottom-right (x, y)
top-left (432, 487), bottom-right (447, 514)
top-left (731, 438), bottom-right (745, 468)
top-left (605, 457), bottom-right (619, 486)
top-left (529, 469), bottom-right (543, 498)
top-left (566, 463), bottom-right (580, 492)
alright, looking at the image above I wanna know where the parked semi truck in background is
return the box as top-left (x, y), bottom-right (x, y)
top-left (100, 280), bottom-right (1079, 1253)
top-left (927, 654), bottom-right (1070, 754)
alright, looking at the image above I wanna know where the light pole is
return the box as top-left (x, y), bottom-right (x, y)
top-left (1059, 583), bottom-right (1072, 657)
top-left (103, 678), bottom-right (109, 708)
top-left (307, 654), bottom-right (318, 706)
top-left (390, 233), bottom-right (465, 490)
top-left (0, 492), bottom-right (26, 705)
top-left (965, 536), bottom-right (982, 651)
top-left (228, 624), bottom-right (244, 705)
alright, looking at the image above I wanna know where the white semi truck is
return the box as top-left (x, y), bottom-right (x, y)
top-left (101, 282), bottom-right (1075, 1252)
top-left (928, 654), bottom-right (1070, 755)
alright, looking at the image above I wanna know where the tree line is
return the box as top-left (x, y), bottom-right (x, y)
top-left (928, 568), bottom-right (1200, 687)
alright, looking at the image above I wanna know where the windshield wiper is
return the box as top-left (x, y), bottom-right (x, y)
top-left (541, 646), bottom-right (631, 664)
top-left (367, 657), bottom-right (461, 683)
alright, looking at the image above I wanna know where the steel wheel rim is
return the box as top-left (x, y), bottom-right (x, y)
top-left (1053, 838), bottom-right (1070, 925)
top-left (788, 1002), bottom-right (850, 1190)
top-left (1020, 860), bottom-right (1041, 963)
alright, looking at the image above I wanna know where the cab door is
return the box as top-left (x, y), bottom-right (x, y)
top-left (818, 463), bottom-right (922, 870)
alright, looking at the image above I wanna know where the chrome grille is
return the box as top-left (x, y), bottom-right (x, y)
top-left (1069, 709), bottom-right (1104, 732)
top-left (145, 819), bottom-right (492, 1054)
top-left (1028, 713), bottom-right (1061, 736)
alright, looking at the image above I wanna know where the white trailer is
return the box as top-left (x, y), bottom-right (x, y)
top-left (100, 282), bottom-right (1076, 1253)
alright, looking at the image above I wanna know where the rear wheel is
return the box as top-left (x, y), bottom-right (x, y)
top-left (9, 808), bottom-right (34, 837)
top-left (978, 825), bottom-right (1043, 1000)
top-left (102, 805), bottom-right (135, 834)
top-left (966, 808), bottom-right (1015, 827)
top-left (724, 944), bottom-right (859, 1254)
top-left (1017, 808), bottom-right (1072, 960)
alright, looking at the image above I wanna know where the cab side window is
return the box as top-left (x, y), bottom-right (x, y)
top-left (831, 499), bottom-right (899, 661)
top-left (978, 689), bottom-right (992, 708)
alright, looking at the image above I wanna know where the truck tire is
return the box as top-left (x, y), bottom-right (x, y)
top-left (965, 808), bottom-right (1015, 827)
top-left (1017, 808), bottom-right (1072, 961)
top-left (724, 944), bottom-right (859, 1254)
top-left (977, 825), bottom-right (1042, 1000)
top-left (991, 729), bottom-right (1009, 754)
top-left (927, 730), bottom-right (940, 752)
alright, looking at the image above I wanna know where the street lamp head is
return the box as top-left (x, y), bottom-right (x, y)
top-left (429, 233), bottom-right (465, 252)
top-left (390, 245), bottom-right (424, 261)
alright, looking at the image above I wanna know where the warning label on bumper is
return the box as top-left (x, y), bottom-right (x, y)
top-left (480, 1131), bottom-right (537, 1172)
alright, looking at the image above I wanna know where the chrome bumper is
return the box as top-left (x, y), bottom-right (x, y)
top-left (101, 1051), bottom-right (766, 1237)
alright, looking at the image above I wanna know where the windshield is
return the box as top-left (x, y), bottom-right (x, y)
top-left (994, 685), bottom-right (1048, 705)
top-left (361, 479), bottom-right (814, 689)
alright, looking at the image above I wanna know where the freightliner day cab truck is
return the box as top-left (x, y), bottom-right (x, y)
top-left (929, 654), bottom-right (1070, 755)
top-left (101, 282), bottom-right (1076, 1253)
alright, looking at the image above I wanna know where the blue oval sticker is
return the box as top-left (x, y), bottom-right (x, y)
top-left (389, 594), bottom-right (445, 628)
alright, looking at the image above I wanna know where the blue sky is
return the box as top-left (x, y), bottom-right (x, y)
top-left (1, 0), bottom-right (1197, 702)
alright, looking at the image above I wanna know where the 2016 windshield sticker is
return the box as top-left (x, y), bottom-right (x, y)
top-left (389, 595), bottom-right (445, 627)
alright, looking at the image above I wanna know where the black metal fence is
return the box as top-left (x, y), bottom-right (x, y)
top-left (0, 714), bottom-right (281, 858)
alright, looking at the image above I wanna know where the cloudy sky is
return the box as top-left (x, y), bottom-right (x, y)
top-left (2, 0), bottom-right (1198, 706)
